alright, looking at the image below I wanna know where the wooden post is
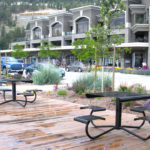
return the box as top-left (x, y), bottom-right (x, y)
top-left (112, 47), bottom-right (116, 91)
top-left (5, 52), bottom-right (8, 77)
top-left (94, 48), bottom-right (97, 93)
top-left (101, 57), bottom-right (104, 92)
top-left (0, 52), bottom-right (1, 78)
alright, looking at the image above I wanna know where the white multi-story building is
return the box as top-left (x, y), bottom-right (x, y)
top-left (2, 0), bottom-right (150, 68)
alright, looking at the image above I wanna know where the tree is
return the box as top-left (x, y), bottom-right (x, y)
top-left (1, 25), bottom-right (6, 37)
top-left (11, 44), bottom-right (28, 59)
top-left (38, 41), bottom-right (61, 62)
top-left (73, 0), bottom-right (126, 92)
top-left (0, 27), bottom-right (25, 50)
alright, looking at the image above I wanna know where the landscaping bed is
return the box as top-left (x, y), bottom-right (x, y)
top-left (42, 90), bottom-right (147, 114)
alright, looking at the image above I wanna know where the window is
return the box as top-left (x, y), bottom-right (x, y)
top-left (66, 55), bottom-right (76, 65)
top-left (110, 12), bottom-right (125, 29)
top-left (136, 14), bottom-right (145, 24)
top-left (135, 32), bottom-right (148, 42)
top-left (33, 27), bottom-right (41, 40)
top-left (51, 41), bottom-right (61, 46)
top-left (52, 23), bottom-right (62, 37)
top-left (108, 34), bottom-right (125, 43)
top-left (76, 17), bottom-right (89, 34)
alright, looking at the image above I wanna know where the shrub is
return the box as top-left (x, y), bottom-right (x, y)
top-left (136, 84), bottom-right (146, 94)
top-left (31, 68), bottom-right (61, 85)
top-left (112, 97), bottom-right (116, 102)
top-left (72, 82), bottom-right (87, 94)
top-left (130, 84), bottom-right (146, 94)
top-left (57, 89), bottom-right (67, 96)
top-left (72, 73), bottom-right (112, 93)
top-left (118, 85), bottom-right (132, 92)
top-left (103, 76), bottom-right (112, 91)
top-left (121, 69), bottom-right (150, 76)
top-left (125, 101), bottom-right (131, 107)
top-left (144, 99), bottom-right (150, 107)
top-left (78, 90), bottom-right (84, 95)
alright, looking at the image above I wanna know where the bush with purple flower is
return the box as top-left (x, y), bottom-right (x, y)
top-left (144, 99), bottom-right (150, 110)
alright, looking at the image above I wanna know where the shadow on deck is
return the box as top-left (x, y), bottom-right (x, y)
top-left (0, 95), bottom-right (149, 150)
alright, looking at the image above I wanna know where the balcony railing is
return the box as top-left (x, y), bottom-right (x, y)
top-left (14, 37), bottom-right (26, 42)
top-left (33, 36), bottom-right (41, 40)
top-left (129, 0), bottom-right (141, 4)
top-left (65, 32), bottom-right (72, 36)
top-left (43, 35), bottom-right (49, 39)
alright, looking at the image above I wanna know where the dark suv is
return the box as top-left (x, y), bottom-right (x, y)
top-left (1, 57), bottom-right (24, 74)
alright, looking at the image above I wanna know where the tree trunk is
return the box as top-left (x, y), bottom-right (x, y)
top-left (112, 47), bottom-right (116, 91)
top-left (0, 53), bottom-right (1, 78)
top-left (94, 49), bottom-right (97, 93)
top-left (101, 57), bottom-right (104, 92)
top-left (48, 56), bottom-right (50, 63)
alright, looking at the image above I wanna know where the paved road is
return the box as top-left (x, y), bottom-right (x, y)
top-left (61, 71), bottom-right (150, 91)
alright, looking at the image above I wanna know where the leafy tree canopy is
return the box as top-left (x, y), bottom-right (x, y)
top-left (38, 41), bottom-right (61, 58)
top-left (11, 44), bottom-right (28, 59)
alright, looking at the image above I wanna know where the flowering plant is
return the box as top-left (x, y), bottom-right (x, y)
top-left (144, 99), bottom-right (150, 110)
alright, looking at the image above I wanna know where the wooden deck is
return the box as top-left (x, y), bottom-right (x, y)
top-left (0, 95), bottom-right (149, 150)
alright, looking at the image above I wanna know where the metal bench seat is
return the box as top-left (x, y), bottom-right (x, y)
top-left (80, 106), bottom-right (106, 127)
top-left (26, 89), bottom-right (42, 103)
top-left (18, 89), bottom-right (42, 104)
top-left (17, 93), bottom-right (34, 96)
top-left (74, 114), bottom-right (114, 139)
top-left (130, 106), bottom-right (149, 113)
top-left (74, 115), bottom-right (105, 124)
top-left (0, 89), bottom-right (12, 101)
top-left (17, 92), bottom-right (35, 107)
top-left (130, 106), bottom-right (150, 128)
top-left (135, 116), bottom-right (150, 122)
top-left (80, 106), bottom-right (106, 112)
top-left (0, 89), bottom-right (12, 92)
top-left (26, 89), bottom-right (42, 93)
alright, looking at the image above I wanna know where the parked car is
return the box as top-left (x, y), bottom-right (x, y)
top-left (23, 63), bottom-right (65, 78)
top-left (65, 61), bottom-right (88, 72)
top-left (1, 56), bottom-right (24, 74)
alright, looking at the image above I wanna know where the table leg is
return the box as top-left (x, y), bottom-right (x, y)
top-left (12, 82), bottom-right (16, 101)
top-left (115, 99), bottom-right (122, 129)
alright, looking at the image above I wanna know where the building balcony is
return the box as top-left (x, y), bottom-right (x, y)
top-left (43, 35), bottom-right (49, 40)
top-left (49, 36), bottom-right (63, 41)
top-left (64, 32), bottom-right (72, 40)
top-left (73, 33), bottom-right (86, 39)
top-left (65, 32), bottom-right (72, 36)
top-left (129, 4), bottom-right (146, 14)
top-left (33, 36), bottom-right (41, 40)
top-left (118, 42), bottom-right (149, 48)
top-left (30, 39), bottom-right (41, 44)
top-left (129, 0), bottom-right (142, 5)
top-left (131, 24), bottom-right (149, 33)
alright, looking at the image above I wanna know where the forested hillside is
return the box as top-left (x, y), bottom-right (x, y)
top-left (0, 0), bottom-right (99, 26)
top-left (0, 0), bottom-right (100, 50)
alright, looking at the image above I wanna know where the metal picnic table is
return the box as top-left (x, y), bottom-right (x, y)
top-left (75, 92), bottom-right (150, 140)
top-left (0, 79), bottom-right (33, 107)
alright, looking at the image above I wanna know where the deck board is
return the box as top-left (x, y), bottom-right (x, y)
top-left (0, 95), bottom-right (149, 150)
